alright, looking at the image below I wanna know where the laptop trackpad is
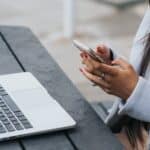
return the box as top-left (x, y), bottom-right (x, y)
top-left (10, 89), bottom-right (75, 129)
top-left (10, 88), bottom-right (55, 111)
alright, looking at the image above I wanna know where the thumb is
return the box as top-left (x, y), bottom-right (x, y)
top-left (112, 58), bottom-right (129, 69)
top-left (96, 44), bottom-right (108, 54)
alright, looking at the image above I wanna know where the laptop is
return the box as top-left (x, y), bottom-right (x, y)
top-left (0, 72), bottom-right (76, 141)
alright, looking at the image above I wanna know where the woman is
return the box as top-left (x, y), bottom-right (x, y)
top-left (80, 2), bottom-right (150, 150)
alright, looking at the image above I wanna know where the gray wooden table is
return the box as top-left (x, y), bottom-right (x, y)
top-left (0, 26), bottom-right (123, 150)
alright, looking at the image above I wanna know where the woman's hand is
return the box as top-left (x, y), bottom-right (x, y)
top-left (80, 44), bottom-right (112, 65)
top-left (80, 56), bottom-right (139, 101)
top-left (80, 44), bottom-right (112, 76)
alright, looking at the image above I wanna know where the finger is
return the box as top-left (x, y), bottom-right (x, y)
top-left (102, 74), bottom-right (112, 83)
top-left (85, 56), bottom-right (105, 74)
top-left (86, 55), bottom-right (103, 67)
top-left (83, 57), bottom-right (117, 76)
top-left (81, 54), bottom-right (116, 76)
top-left (81, 55), bottom-right (93, 67)
top-left (81, 68), bottom-right (110, 89)
top-left (84, 66), bottom-right (102, 77)
top-left (96, 44), bottom-right (107, 54)
top-left (112, 58), bottom-right (129, 69)
top-left (81, 53), bottom-right (90, 64)
top-left (96, 45), bottom-right (106, 54)
top-left (81, 54), bottom-right (98, 67)
top-left (96, 44), bottom-right (110, 57)
top-left (81, 55), bottom-right (86, 64)
top-left (80, 52), bottom-right (88, 58)
top-left (82, 50), bottom-right (91, 57)
top-left (103, 88), bottom-right (112, 94)
top-left (97, 63), bottom-right (118, 76)
top-left (80, 52), bottom-right (84, 58)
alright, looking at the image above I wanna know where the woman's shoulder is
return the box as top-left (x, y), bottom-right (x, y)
top-left (133, 8), bottom-right (150, 43)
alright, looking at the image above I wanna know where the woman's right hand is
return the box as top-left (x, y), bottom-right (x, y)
top-left (80, 44), bottom-right (112, 66)
top-left (95, 44), bottom-right (112, 64)
top-left (80, 43), bottom-right (112, 78)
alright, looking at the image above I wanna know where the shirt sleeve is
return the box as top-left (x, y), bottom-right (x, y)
top-left (118, 77), bottom-right (150, 122)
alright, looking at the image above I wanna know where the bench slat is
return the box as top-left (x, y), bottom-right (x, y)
top-left (20, 134), bottom-right (74, 150)
top-left (0, 141), bottom-right (22, 150)
top-left (0, 26), bottom-right (123, 150)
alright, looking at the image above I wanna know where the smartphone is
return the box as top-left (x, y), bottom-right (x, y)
top-left (73, 40), bottom-right (105, 63)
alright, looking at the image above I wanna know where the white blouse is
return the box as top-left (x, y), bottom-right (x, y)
top-left (106, 8), bottom-right (150, 123)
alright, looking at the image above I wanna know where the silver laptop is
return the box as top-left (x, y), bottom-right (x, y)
top-left (0, 72), bottom-right (76, 141)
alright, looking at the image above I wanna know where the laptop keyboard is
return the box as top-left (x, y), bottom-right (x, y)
top-left (0, 85), bottom-right (33, 133)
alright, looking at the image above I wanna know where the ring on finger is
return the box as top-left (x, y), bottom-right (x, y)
top-left (92, 77), bottom-right (102, 86)
top-left (104, 88), bottom-right (111, 94)
top-left (100, 73), bottom-right (105, 80)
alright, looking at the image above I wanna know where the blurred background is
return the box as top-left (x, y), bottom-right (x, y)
top-left (0, 0), bottom-right (147, 103)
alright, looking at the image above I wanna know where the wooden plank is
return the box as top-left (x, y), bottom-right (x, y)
top-left (20, 133), bottom-right (75, 150)
top-left (0, 28), bottom-right (74, 150)
top-left (0, 34), bottom-right (22, 74)
top-left (0, 36), bottom-right (22, 150)
top-left (0, 26), bottom-right (123, 150)
top-left (0, 141), bottom-right (22, 150)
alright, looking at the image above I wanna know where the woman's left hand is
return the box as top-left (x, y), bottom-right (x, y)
top-left (80, 55), bottom-right (139, 101)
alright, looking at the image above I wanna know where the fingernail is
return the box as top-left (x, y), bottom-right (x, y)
top-left (97, 47), bottom-right (100, 51)
top-left (85, 55), bottom-right (88, 58)
top-left (79, 68), bottom-right (83, 72)
top-left (80, 53), bottom-right (83, 58)
top-left (97, 48), bottom-right (101, 53)
top-left (97, 49), bottom-right (101, 53)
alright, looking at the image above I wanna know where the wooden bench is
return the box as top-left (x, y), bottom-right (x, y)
top-left (92, 101), bottom-right (114, 121)
top-left (0, 26), bottom-right (123, 150)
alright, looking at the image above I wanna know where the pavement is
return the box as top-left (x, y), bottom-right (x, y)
top-left (0, 0), bottom-right (147, 103)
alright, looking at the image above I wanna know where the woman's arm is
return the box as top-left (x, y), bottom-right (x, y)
top-left (118, 8), bottom-right (150, 122)
top-left (81, 55), bottom-right (150, 122)
top-left (118, 77), bottom-right (150, 122)
top-left (79, 9), bottom-right (150, 122)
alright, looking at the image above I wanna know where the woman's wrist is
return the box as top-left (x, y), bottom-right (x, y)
top-left (123, 75), bottom-right (139, 101)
